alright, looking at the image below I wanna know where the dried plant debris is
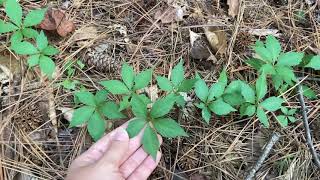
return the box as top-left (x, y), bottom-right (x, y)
top-left (154, 4), bottom-right (185, 24)
top-left (227, 0), bottom-right (240, 17)
top-left (189, 30), bottom-right (211, 60)
top-left (203, 26), bottom-right (228, 54)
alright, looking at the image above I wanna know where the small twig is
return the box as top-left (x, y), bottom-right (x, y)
top-left (297, 84), bottom-right (320, 168)
top-left (297, 76), bottom-right (320, 82)
top-left (245, 132), bottom-right (280, 180)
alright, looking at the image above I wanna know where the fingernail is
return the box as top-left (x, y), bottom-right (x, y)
top-left (113, 128), bottom-right (129, 141)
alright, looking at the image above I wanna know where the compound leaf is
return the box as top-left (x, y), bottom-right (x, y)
top-left (126, 118), bottom-right (146, 138)
top-left (276, 115), bottom-right (288, 127)
top-left (121, 63), bottom-right (135, 89)
top-left (88, 111), bottom-right (105, 141)
top-left (142, 125), bottom-right (160, 160)
top-left (195, 79), bottom-right (209, 102)
top-left (265, 35), bottom-right (281, 61)
top-left (154, 118), bottom-right (188, 138)
top-left (70, 106), bottom-right (95, 127)
top-left (100, 80), bottom-right (130, 95)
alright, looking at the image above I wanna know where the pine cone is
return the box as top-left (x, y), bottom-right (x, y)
top-left (82, 41), bottom-right (121, 72)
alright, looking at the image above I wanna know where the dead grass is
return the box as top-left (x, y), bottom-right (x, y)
top-left (1, 0), bottom-right (320, 179)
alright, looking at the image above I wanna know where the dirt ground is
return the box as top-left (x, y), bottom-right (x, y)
top-left (1, 0), bottom-right (320, 179)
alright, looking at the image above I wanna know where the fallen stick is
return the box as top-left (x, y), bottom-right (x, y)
top-left (297, 84), bottom-right (320, 168)
top-left (245, 132), bottom-right (280, 180)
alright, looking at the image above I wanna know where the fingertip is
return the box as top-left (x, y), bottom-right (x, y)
top-left (113, 127), bottom-right (129, 142)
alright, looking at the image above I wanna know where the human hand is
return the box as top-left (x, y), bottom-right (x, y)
top-left (66, 124), bottom-right (162, 180)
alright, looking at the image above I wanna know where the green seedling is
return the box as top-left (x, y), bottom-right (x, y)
top-left (126, 94), bottom-right (188, 159)
top-left (156, 60), bottom-right (197, 107)
top-left (99, 63), bottom-right (153, 111)
top-left (194, 70), bottom-right (236, 123)
top-left (15, 31), bottom-right (59, 77)
top-left (0, 0), bottom-right (47, 41)
top-left (70, 90), bottom-right (126, 141)
top-left (276, 107), bottom-right (297, 127)
top-left (59, 60), bottom-right (85, 90)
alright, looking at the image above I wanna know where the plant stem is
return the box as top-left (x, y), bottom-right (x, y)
top-left (245, 132), bottom-right (280, 180)
top-left (297, 84), bottom-right (320, 168)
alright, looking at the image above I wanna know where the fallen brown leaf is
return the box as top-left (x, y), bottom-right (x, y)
top-left (204, 27), bottom-right (227, 54)
top-left (154, 5), bottom-right (184, 24)
top-left (39, 8), bottom-right (75, 37)
top-left (71, 26), bottom-right (98, 41)
top-left (227, 0), bottom-right (240, 18)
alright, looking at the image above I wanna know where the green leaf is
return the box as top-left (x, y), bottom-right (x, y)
top-left (275, 66), bottom-right (296, 84)
top-left (150, 94), bottom-right (176, 118)
top-left (75, 91), bottom-right (96, 106)
top-left (27, 54), bottom-right (40, 67)
top-left (256, 73), bottom-right (267, 100)
top-left (133, 69), bottom-right (152, 90)
top-left (280, 107), bottom-right (288, 114)
top-left (302, 85), bottom-right (317, 100)
top-left (0, 20), bottom-right (18, 33)
top-left (276, 115), bottom-right (288, 127)
top-left (36, 31), bottom-right (48, 51)
top-left (208, 83), bottom-right (224, 101)
top-left (10, 30), bottom-right (22, 45)
top-left (130, 94), bottom-right (148, 118)
top-left (77, 60), bottom-right (85, 69)
top-left (225, 80), bottom-right (242, 94)
top-left (241, 82), bottom-right (255, 103)
top-left (223, 93), bottom-right (245, 106)
top-left (260, 96), bottom-right (283, 111)
top-left (305, 55), bottom-right (320, 70)
top-left (209, 98), bottom-right (236, 115)
top-left (88, 111), bottom-right (106, 141)
top-left (277, 52), bottom-right (304, 66)
top-left (287, 108), bottom-right (297, 116)
top-left (178, 79), bottom-right (197, 92)
top-left (24, 8), bottom-right (47, 27)
top-left (244, 104), bottom-right (256, 116)
top-left (5, 0), bottom-right (22, 26)
top-left (42, 45), bottom-right (59, 56)
top-left (195, 79), bottom-right (209, 102)
top-left (246, 58), bottom-right (265, 70)
top-left (21, 28), bottom-right (39, 38)
top-left (100, 101), bottom-right (126, 119)
top-left (265, 35), bottom-right (281, 61)
top-left (171, 60), bottom-right (184, 86)
top-left (126, 118), bottom-right (146, 138)
top-left (62, 79), bottom-right (78, 90)
top-left (70, 106), bottom-right (95, 127)
top-left (254, 46), bottom-right (273, 62)
top-left (288, 116), bottom-right (296, 123)
top-left (100, 80), bottom-right (130, 95)
top-left (259, 64), bottom-right (276, 75)
top-left (137, 94), bottom-right (152, 105)
top-left (272, 75), bottom-right (283, 90)
top-left (121, 63), bottom-right (135, 89)
top-left (11, 41), bottom-right (38, 55)
top-left (175, 95), bottom-right (186, 107)
top-left (156, 76), bottom-right (173, 91)
top-left (154, 118), bottom-right (188, 138)
top-left (94, 90), bottom-right (108, 105)
top-left (119, 96), bottom-right (130, 111)
top-left (142, 125), bottom-right (160, 160)
top-left (39, 55), bottom-right (55, 77)
top-left (201, 107), bottom-right (211, 123)
top-left (256, 107), bottom-right (269, 128)
top-left (217, 69), bottom-right (228, 86)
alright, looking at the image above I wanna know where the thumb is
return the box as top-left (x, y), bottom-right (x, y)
top-left (98, 127), bottom-right (129, 166)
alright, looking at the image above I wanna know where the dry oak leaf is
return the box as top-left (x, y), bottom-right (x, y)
top-left (39, 8), bottom-right (75, 37)
top-left (227, 0), bottom-right (240, 18)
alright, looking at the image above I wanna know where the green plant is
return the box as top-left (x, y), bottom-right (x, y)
top-left (276, 107), bottom-right (297, 127)
top-left (59, 60), bottom-right (85, 90)
top-left (194, 70), bottom-right (236, 123)
top-left (156, 60), bottom-right (197, 107)
top-left (99, 63), bottom-right (153, 111)
top-left (0, 0), bottom-right (58, 78)
top-left (70, 90), bottom-right (126, 141)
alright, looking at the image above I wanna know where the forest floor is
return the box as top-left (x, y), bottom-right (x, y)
top-left (1, 0), bottom-right (320, 179)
